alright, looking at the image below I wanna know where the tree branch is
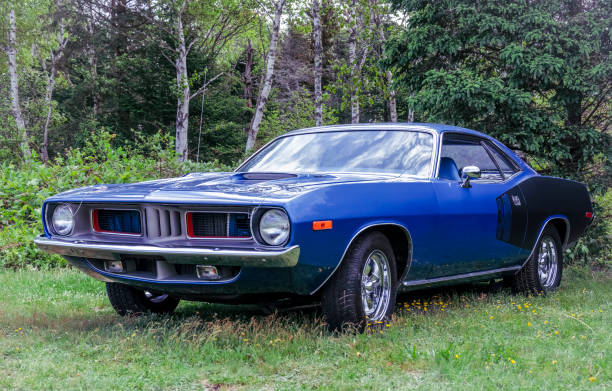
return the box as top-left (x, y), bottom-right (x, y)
top-left (190, 72), bottom-right (224, 100)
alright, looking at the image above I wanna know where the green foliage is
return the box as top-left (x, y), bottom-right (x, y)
top-left (386, 0), bottom-right (611, 179)
top-left (566, 189), bottom-right (612, 267)
top-left (0, 129), bottom-right (230, 269)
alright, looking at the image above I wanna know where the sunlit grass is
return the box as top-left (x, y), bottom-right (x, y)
top-left (0, 266), bottom-right (610, 390)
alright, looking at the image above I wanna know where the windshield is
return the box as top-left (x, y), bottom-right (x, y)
top-left (238, 130), bottom-right (434, 176)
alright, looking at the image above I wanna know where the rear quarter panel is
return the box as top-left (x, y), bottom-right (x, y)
top-left (518, 176), bottom-right (593, 249)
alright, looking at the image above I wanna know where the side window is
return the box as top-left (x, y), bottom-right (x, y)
top-left (484, 142), bottom-right (519, 178)
top-left (441, 136), bottom-right (503, 182)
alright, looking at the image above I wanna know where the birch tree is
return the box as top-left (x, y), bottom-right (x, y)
top-left (35, 9), bottom-right (68, 163)
top-left (140, 0), bottom-right (253, 161)
top-left (4, 9), bottom-right (31, 161)
top-left (245, 0), bottom-right (286, 152)
top-left (370, 0), bottom-right (396, 122)
top-left (346, 0), bottom-right (371, 124)
top-left (311, 0), bottom-right (322, 126)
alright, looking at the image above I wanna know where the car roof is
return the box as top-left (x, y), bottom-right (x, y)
top-left (285, 122), bottom-right (490, 138)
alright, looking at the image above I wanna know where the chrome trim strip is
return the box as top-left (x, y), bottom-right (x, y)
top-left (402, 265), bottom-right (521, 287)
top-left (309, 222), bottom-right (413, 295)
top-left (34, 236), bottom-right (300, 267)
top-left (519, 216), bottom-right (570, 269)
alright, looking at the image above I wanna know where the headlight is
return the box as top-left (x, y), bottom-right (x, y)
top-left (258, 209), bottom-right (290, 246)
top-left (51, 205), bottom-right (74, 235)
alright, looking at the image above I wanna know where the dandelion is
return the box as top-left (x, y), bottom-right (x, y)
top-left (517, 305), bottom-right (522, 310)
top-left (552, 360), bottom-right (557, 365)
top-left (489, 316), bottom-right (494, 320)
top-left (529, 370), bottom-right (533, 374)
top-left (544, 320), bottom-right (548, 324)
top-left (588, 376), bottom-right (596, 382)
top-left (385, 324), bottom-right (390, 327)
top-left (131, 333), bottom-right (136, 337)
top-left (527, 322), bottom-right (532, 327)
top-left (511, 359), bottom-right (516, 364)
top-left (243, 338), bottom-right (249, 342)
top-left (581, 335), bottom-right (586, 340)
top-left (554, 330), bottom-right (559, 335)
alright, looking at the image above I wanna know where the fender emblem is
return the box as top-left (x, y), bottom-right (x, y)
top-left (511, 195), bottom-right (522, 206)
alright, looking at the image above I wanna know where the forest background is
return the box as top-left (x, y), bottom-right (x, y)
top-left (0, 0), bottom-right (610, 268)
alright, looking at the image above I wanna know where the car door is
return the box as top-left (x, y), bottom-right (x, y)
top-left (429, 133), bottom-right (526, 277)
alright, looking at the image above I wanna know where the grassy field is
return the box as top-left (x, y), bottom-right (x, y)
top-left (0, 266), bottom-right (609, 390)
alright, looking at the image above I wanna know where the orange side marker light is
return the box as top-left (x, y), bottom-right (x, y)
top-left (313, 220), bottom-right (333, 231)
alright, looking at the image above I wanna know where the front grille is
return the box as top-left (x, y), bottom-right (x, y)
top-left (187, 212), bottom-right (251, 238)
top-left (93, 209), bottom-right (141, 234)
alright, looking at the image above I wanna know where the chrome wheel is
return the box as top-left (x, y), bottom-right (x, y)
top-left (144, 291), bottom-right (169, 304)
top-left (361, 249), bottom-right (392, 321)
top-left (537, 236), bottom-right (558, 289)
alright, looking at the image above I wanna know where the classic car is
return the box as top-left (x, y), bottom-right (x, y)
top-left (35, 123), bottom-right (593, 330)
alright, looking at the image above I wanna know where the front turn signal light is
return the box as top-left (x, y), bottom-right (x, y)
top-left (313, 220), bottom-right (333, 231)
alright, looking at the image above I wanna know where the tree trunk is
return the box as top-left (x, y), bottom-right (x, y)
top-left (312, 0), bottom-right (323, 126)
top-left (243, 39), bottom-right (253, 108)
top-left (41, 64), bottom-right (56, 164)
top-left (371, 0), bottom-right (396, 122)
top-left (348, 0), bottom-right (359, 124)
top-left (387, 71), bottom-right (397, 122)
top-left (175, 6), bottom-right (190, 162)
top-left (40, 21), bottom-right (67, 164)
top-left (245, 0), bottom-right (286, 152)
top-left (86, 4), bottom-right (99, 118)
top-left (7, 9), bottom-right (31, 162)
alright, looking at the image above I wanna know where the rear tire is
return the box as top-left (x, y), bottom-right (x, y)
top-left (106, 283), bottom-right (180, 316)
top-left (321, 232), bottom-right (398, 332)
top-left (512, 226), bottom-right (563, 294)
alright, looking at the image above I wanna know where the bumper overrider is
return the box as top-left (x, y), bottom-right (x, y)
top-left (34, 236), bottom-right (300, 267)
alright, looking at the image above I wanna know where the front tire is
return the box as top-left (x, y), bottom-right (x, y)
top-left (106, 282), bottom-right (180, 316)
top-left (321, 232), bottom-right (398, 331)
top-left (512, 226), bottom-right (563, 294)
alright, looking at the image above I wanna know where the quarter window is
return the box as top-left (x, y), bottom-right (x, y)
top-left (484, 142), bottom-right (519, 178)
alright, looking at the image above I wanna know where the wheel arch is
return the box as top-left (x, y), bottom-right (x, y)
top-left (311, 222), bottom-right (413, 294)
top-left (520, 215), bottom-right (570, 269)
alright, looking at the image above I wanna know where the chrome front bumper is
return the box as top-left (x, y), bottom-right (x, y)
top-left (34, 236), bottom-right (300, 267)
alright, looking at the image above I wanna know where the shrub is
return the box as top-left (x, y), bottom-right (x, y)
top-left (0, 129), bottom-right (230, 269)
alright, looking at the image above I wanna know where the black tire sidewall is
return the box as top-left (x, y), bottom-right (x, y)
top-left (321, 231), bottom-right (398, 330)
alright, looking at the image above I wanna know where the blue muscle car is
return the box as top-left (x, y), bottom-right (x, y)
top-left (35, 123), bottom-right (593, 330)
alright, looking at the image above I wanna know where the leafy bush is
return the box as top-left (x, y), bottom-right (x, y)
top-left (0, 129), bottom-right (230, 269)
top-left (565, 190), bottom-right (612, 267)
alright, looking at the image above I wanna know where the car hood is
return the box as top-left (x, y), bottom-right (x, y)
top-left (46, 172), bottom-right (399, 205)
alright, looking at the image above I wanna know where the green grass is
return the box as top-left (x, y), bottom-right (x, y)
top-left (0, 267), bottom-right (610, 390)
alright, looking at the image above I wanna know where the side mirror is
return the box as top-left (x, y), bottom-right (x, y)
top-left (461, 166), bottom-right (481, 188)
